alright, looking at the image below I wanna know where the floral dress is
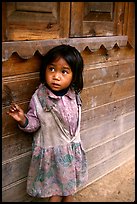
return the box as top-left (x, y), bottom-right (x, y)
top-left (20, 84), bottom-right (88, 198)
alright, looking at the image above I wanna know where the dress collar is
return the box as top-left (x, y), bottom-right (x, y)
top-left (45, 84), bottom-right (76, 100)
top-left (37, 83), bottom-right (81, 110)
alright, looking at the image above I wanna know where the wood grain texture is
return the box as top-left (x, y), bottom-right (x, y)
top-left (2, 73), bottom-right (40, 106)
top-left (81, 96), bottom-right (135, 131)
top-left (70, 2), bottom-right (84, 37)
top-left (86, 128), bottom-right (134, 167)
top-left (81, 77), bottom-right (135, 111)
top-left (83, 60), bottom-right (135, 87)
top-left (86, 143), bottom-right (134, 187)
top-left (2, 36), bottom-right (128, 61)
top-left (2, 132), bottom-right (32, 161)
top-left (2, 52), bottom-right (42, 77)
top-left (7, 2), bottom-right (60, 41)
top-left (2, 152), bottom-right (31, 187)
top-left (2, 178), bottom-right (32, 202)
top-left (59, 2), bottom-right (71, 38)
top-left (81, 111), bottom-right (135, 151)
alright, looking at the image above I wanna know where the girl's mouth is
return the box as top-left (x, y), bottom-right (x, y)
top-left (52, 83), bottom-right (60, 88)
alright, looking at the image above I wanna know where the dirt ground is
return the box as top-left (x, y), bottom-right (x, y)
top-left (74, 158), bottom-right (135, 202)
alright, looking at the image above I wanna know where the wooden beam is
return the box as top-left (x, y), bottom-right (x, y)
top-left (114, 2), bottom-right (125, 35)
top-left (70, 2), bottom-right (84, 37)
top-left (2, 36), bottom-right (128, 61)
top-left (2, 2), bottom-right (7, 41)
top-left (127, 2), bottom-right (135, 47)
top-left (59, 2), bottom-right (71, 38)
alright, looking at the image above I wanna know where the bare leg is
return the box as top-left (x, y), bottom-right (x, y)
top-left (62, 195), bottom-right (74, 202)
top-left (49, 195), bottom-right (62, 202)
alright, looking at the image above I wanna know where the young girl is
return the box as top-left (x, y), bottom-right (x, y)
top-left (7, 45), bottom-right (88, 202)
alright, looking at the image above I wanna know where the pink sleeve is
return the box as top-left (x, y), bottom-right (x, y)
top-left (19, 96), bottom-right (41, 133)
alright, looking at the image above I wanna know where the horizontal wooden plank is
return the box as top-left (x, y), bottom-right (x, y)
top-left (2, 36), bottom-right (128, 61)
top-left (83, 61), bottom-right (135, 87)
top-left (2, 178), bottom-right (32, 202)
top-left (81, 111), bottom-right (135, 150)
top-left (86, 129), bottom-right (134, 167)
top-left (81, 96), bottom-right (135, 131)
top-left (83, 21), bottom-right (114, 37)
top-left (2, 132), bottom-right (32, 161)
top-left (83, 58), bottom-right (134, 71)
top-left (9, 11), bottom-right (57, 24)
top-left (8, 24), bottom-right (60, 41)
top-left (16, 2), bottom-right (57, 13)
top-left (84, 2), bottom-right (113, 13)
top-left (2, 152), bottom-right (31, 187)
top-left (2, 52), bottom-right (42, 77)
top-left (84, 11), bottom-right (112, 22)
top-left (81, 45), bottom-right (134, 65)
top-left (2, 52), bottom-right (134, 79)
top-left (86, 144), bottom-right (134, 186)
top-left (81, 77), bottom-right (135, 110)
top-left (2, 73), bottom-right (40, 106)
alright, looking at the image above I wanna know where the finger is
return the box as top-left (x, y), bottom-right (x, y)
top-left (8, 108), bottom-right (16, 113)
top-left (10, 103), bottom-right (20, 112)
top-left (14, 104), bottom-right (21, 111)
top-left (6, 111), bottom-right (10, 115)
top-left (6, 110), bottom-right (14, 116)
top-left (8, 106), bottom-right (18, 113)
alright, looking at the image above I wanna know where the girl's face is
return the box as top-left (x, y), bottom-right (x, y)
top-left (45, 57), bottom-right (73, 92)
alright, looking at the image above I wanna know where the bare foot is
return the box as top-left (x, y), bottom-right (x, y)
top-left (49, 195), bottom-right (62, 202)
top-left (62, 195), bottom-right (74, 202)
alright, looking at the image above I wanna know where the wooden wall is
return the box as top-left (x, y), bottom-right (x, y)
top-left (80, 43), bottom-right (135, 190)
top-left (2, 40), bottom-right (135, 201)
top-left (2, 53), bottom-right (42, 202)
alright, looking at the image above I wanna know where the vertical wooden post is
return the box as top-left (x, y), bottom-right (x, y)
top-left (113, 2), bottom-right (125, 35)
top-left (127, 2), bottom-right (135, 47)
top-left (59, 2), bottom-right (71, 38)
top-left (2, 2), bottom-right (7, 41)
top-left (70, 2), bottom-right (84, 37)
top-left (123, 2), bottom-right (129, 35)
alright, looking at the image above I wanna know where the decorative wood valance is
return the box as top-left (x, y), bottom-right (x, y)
top-left (2, 36), bottom-right (128, 62)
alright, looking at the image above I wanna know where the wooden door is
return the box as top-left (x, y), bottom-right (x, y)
top-left (3, 2), bottom-right (70, 41)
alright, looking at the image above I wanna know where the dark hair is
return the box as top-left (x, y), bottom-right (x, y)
top-left (40, 44), bottom-right (84, 93)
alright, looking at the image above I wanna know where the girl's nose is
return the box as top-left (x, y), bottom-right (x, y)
top-left (53, 72), bottom-right (61, 80)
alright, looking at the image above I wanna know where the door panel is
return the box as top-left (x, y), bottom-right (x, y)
top-left (4, 2), bottom-right (70, 41)
top-left (70, 2), bottom-right (125, 37)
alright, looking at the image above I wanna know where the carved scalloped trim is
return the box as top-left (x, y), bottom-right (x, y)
top-left (2, 36), bottom-right (128, 62)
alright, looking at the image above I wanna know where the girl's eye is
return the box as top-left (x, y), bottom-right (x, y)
top-left (62, 70), bottom-right (68, 74)
top-left (49, 67), bottom-right (55, 72)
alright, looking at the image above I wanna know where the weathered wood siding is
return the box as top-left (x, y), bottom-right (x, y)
top-left (80, 44), bottom-right (135, 189)
top-left (2, 41), bottom-right (135, 201)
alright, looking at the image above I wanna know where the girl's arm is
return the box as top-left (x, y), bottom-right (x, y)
top-left (7, 96), bottom-right (41, 133)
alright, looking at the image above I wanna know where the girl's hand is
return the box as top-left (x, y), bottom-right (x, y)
top-left (7, 103), bottom-right (27, 126)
